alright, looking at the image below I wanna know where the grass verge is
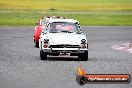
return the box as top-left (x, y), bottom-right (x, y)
top-left (0, 0), bottom-right (132, 26)
top-left (0, 10), bottom-right (132, 26)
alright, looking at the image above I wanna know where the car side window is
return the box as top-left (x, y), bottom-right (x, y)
top-left (39, 18), bottom-right (44, 26)
top-left (41, 18), bottom-right (46, 25)
top-left (39, 19), bottom-right (42, 25)
top-left (43, 19), bottom-right (46, 24)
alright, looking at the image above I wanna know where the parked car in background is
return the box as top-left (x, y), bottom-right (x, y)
top-left (33, 16), bottom-right (65, 47)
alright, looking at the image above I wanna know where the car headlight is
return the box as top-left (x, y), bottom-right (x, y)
top-left (43, 39), bottom-right (49, 48)
top-left (80, 39), bottom-right (88, 48)
top-left (81, 39), bottom-right (86, 44)
top-left (44, 39), bottom-right (49, 43)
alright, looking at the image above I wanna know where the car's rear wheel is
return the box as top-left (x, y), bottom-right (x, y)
top-left (35, 41), bottom-right (39, 48)
top-left (78, 51), bottom-right (88, 61)
top-left (40, 50), bottom-right (47, 60)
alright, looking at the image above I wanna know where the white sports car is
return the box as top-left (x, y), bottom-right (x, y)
top-left (39, 19), bottom-right (88, 61)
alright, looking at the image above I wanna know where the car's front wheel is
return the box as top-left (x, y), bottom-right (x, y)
top-left (35, 41), bottom-right (39, 48)
top-left (78, 51), bottom-right (88, 61)
top-left (40, 50), bottom-right (47, 60)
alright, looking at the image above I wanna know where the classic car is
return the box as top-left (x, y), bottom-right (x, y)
top-left (39, 19), bottom-right (88, 61)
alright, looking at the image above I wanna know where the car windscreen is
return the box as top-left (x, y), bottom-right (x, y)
top-left (48, 22), bottom-right (80, 33)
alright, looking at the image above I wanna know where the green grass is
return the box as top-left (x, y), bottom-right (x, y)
top-left (0, 0), bottom-right (132, 26)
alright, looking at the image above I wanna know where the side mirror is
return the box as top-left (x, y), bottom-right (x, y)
top-left (44, 32), bottom-right (47, 34)
top-left (42, 30), bottom-right (47, 34)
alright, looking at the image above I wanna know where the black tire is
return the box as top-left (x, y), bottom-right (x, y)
top-left (78, 51), bottom-right (88, 61)
top-left (40, 50), bottom-right (47, 60)
top-left (35, 41), bottom-right (39, 48)
top-left (76, 76), bottom-right (87, 85)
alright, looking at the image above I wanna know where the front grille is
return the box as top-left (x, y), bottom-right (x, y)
top-left (49, 45), bottom-right (80, 48)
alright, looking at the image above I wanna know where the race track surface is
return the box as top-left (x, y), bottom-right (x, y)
top-left (0, 26), bottom-right (132, 88)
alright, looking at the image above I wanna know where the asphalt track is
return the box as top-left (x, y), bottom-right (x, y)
top-left (0, 26), bottom-right (132, 88)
